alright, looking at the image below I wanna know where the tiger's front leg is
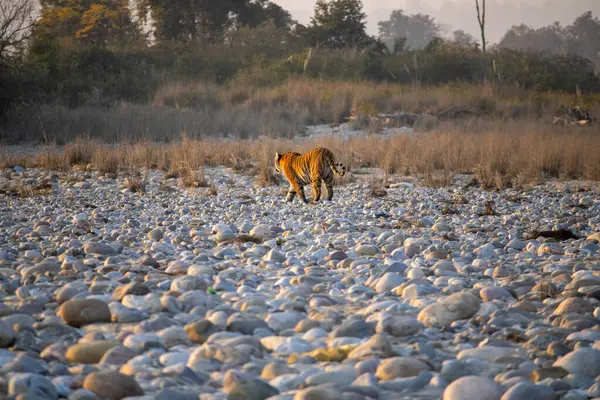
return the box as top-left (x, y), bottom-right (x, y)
top-left (289, 179), bottom-right (308, 203)
top-left (297, 186), bottom-right (309, 203)
top-left (284, 173), bottom-right (309, 203)
top-left (285, 184), bottom-right (297, 202)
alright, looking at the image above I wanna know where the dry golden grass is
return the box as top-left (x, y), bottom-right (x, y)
top-left (123, 168), bottom-right (148, 194)
top-left (4, 78), bottom-right (599, 144)
top-left (34, 148), bottom-right (67, 170)
top-left (8, 116), bottom-right (599, 189)
top-left (92, 145), bottom-right (125, 175)
top-left (64, 138), bottom-right (95, 167)
top-left (178, 164), bottom-right (210, 189)
top-left (253, 141), bottom-right (281, 187)
top-left (0, 181), bottom-right (54, 198)
top-left (3, 78), bottom-right (599, 188)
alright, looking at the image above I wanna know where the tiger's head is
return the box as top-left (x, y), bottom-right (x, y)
top-left (274, 152), bottom-right (283, 173)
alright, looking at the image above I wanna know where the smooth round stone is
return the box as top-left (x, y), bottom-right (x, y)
top-left (264, 249), bottom-right (286, 263)
top-left (112, 282), bottom-right (150, 301)
top-left (83, 242), bottom-right (116, 255)
top-left (401, 283), bottom-right (440, 298)
top-left (407, 268), bottom-right (425, 279)
top-left (216, 228), bottom-right (235, 242)
top-left (56, 283), bottom-right (88, 304)
top-left (375, 273), bottom-right (404, 293)
top-left (66, 341), bottom-right (120, 364)
top-left (474, 243), bottom-right (497, 259)
top-left (480, 286), bottom-right (513, 302)
top-left (58, 299), bottom-right (111, 327)
top-left (376, 316), bottom-right (423, 337)
top-left (122, 293), bottom-right (162, 313)
top-left (418, 292), bottom-right (481, 327)
top-left (457, 346), bottom-right (525, 363)
top-left (157, 326), bottom-right (190, 348)
top-left (123, 334), bottom-right (163, 352)
top-left (553, 298), bottom-right (595, 316)
top-left (440, 360), bottom-right (476, 383)
top-left (249, 225), bottom-right (271, 240)
top-left (224, 374), bottom-right (279, 400)
top-left (265, 312), bottom-right (304, 332)
top-left (261, 363), bottom-right (297, 380)
top-left (302, 328), bottom-right (328, 341)
top-left (83, 371), bottom-right (144, 400)
top-left (588, 382), bottom-right (600, 397)
top-left (99, 346), bottom-right (137, 366)
top-left (185, 320), bottom-right (221, 344)
top-left (293, 387), bottom-right (343, 400)
top-left (347, 334), bottom-right (395, 360)
top-left (433, 222), bottom-right (451, 232)
top-left (553, 348), bottom-right (600, 377)
top-left (305, 369), bottom-right (357, 386)
top-left (148, 229), bottom-right (164, 241)
top-left (274, 339), bottom-right (313, 354)
top-left (330, 319), bottom-right (373, 339)
top-left (170, 276), bottom-right (207, 292)
top-left (0, 320), bottom-right (16, 347)
top-left (443, 376), bottom-right (504, 400)
top-left (355, 358), bottom-right (381, 375)
top-left (9, 373), bottom-right (58, 399)
top-left (227, 313), bottom-right (268, 335)
top-left (295, 319), bottom-right (321, 333)
top-left (355, 245), bottom-right (379, 256)
top-left (135, 314), bottom-right (174, 334)
top-left (159, 352), bottom-right (190, 367)
top-left (376, 357), bottom-right (432, 380)
top-left (500, 381), bottom-right (555, 400)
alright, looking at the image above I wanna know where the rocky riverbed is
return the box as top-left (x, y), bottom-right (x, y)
top-left (1, 165), bottom-right (600, 400)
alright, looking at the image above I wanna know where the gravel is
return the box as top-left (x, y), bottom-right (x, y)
top-left (1, 163), bottom-right (600, 399)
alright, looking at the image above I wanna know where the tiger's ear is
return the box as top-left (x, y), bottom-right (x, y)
top-left (275, 152), bottom-right (282, 161)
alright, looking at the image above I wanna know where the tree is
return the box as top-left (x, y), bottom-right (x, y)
top-left (137, 0), bottom-right (227, 42)
top-left (566, 11), bottom-right (600, 70)
top-left (37, 0), bottom-right (141, 47)
top-left (378, 10), bottom-right (440, 51)
top-left (475, 0), bottom-right (486, 53)
top-left (238, 0), bottom-right (294, 30)
top-left (498, 12), bottom-right (600, 71)
top-left (137, 0), bottom-right (294, 43)
top-left (307, 0), bottom-right (372, 49)
top-left (0, 0), bottom-right (36, 63)
top-left (499, 23), bottom-right (567, 54)
top-left (452, 29), bottom-right (476, 47)
top-left (226, 19), bottom-right (302, 58)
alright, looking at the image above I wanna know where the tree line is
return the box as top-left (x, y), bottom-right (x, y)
top-left (1, 0), bottom-right (600, 117)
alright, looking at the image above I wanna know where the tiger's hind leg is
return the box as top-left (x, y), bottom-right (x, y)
top-left (311, 178), bottom-right (322, 204)
top-left (324, 177), bottom-right (334, 201)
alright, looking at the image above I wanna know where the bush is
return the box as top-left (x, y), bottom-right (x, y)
top-left (2, 37), bottom-right (599, 139)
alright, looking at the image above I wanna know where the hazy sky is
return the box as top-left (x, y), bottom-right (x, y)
top-left (272, 0), bottom-right (600, 43)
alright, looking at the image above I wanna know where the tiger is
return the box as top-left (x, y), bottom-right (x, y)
top-left (274, 147), bottom-right (346, 204)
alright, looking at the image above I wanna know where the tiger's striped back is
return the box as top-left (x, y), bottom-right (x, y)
top-left (291, 147), bottom-right (344, 185)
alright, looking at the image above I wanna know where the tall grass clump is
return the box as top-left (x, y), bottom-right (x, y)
top-left (13, 117), bottom-right (600, 188)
